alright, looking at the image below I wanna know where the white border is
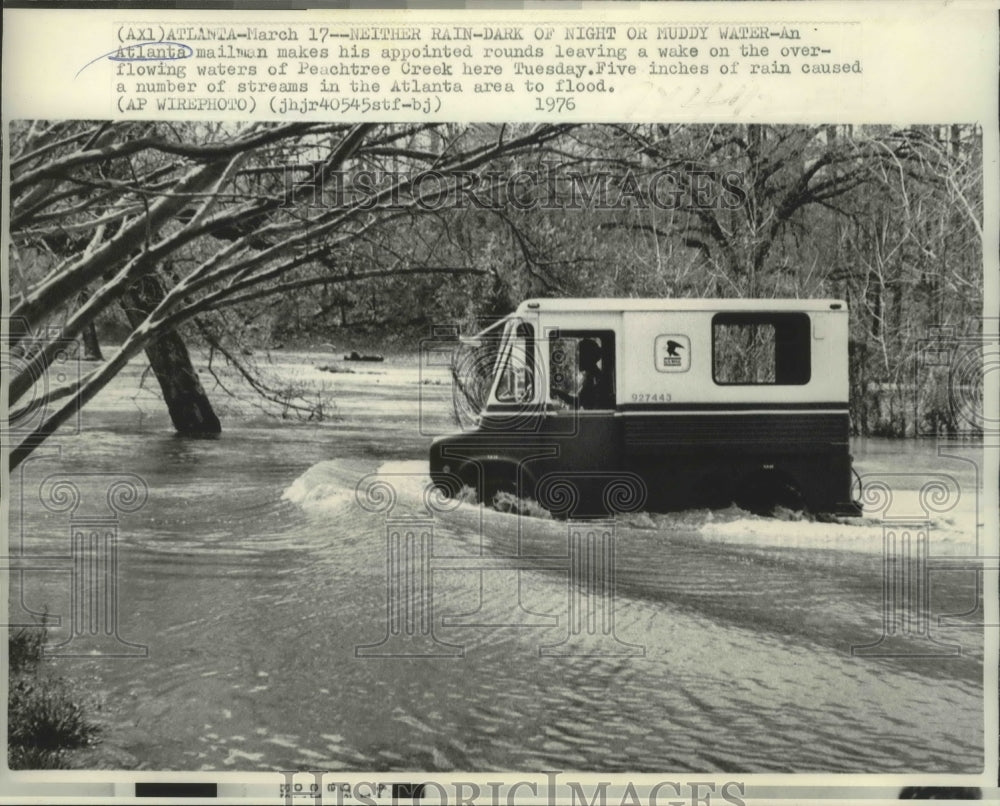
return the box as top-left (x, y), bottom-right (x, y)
top-left (2, 2), bottom-right (997, 803)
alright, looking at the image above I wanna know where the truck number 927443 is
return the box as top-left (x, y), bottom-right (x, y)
top-left (631, 393), bottom-right (672, 402)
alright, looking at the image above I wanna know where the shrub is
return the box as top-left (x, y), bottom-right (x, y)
top-left (8, 624), bottom-right (45, 675)
top-left (8, 625), bottom-right (99, 769)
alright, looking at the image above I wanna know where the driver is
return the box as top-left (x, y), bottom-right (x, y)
top-left (554, 338), bottom-right (612, 409)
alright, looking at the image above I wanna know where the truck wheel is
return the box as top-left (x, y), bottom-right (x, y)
top-left (696, 473), bottom-right (736, 510)
top-left (735, 471), bottom-right (804, 516)
top-left (481, 467), bottom-right (519, 510)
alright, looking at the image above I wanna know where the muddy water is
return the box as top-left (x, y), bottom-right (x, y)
top-left (8, 354), bottom-right (985, 772)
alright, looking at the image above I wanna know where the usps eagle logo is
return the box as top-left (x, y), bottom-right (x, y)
top-left (655, 334), bottom-right (690, 372)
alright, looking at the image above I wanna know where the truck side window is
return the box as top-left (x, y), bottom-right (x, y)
top-left (712, 313), bottom-right (811, 385)
top-left (495, 321), bottom-right (535, 403)
top-left (549, 331), bottom-right (615, 409)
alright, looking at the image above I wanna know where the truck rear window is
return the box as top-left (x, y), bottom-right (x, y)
top-left (712, 313), bottom-right (811, 385)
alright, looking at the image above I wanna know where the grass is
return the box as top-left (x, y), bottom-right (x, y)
top-left (8, 623), bottom-right (99, 770)
top-left (8, 624), bottom-right (45, 676)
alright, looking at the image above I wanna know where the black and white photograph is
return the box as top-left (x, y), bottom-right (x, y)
top-left (1, 4), bottom-right (997, 805)
top-left (6, 118), bottom-right (988, 774)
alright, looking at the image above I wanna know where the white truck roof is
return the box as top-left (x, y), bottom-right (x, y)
top-left (515, 298), bottom-right (847, 314)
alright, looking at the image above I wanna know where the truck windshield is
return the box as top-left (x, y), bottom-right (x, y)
top-left (493, 320), bottom-right (535, 404)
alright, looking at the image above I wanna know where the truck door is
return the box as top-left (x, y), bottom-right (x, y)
top-left (537, 329), bottom-right (621, 511)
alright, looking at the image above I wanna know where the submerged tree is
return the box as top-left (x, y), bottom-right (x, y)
top-left (6, 121), bottom-right (982, 463)
top-left (7, 121), bottom-right (575, 469)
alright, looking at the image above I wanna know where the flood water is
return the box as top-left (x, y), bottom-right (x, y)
top-left (7, 353), bottom-right (986, 773)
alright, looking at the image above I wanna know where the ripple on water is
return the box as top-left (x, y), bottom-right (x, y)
top-left (31, 433), bottom-right (983, 773)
